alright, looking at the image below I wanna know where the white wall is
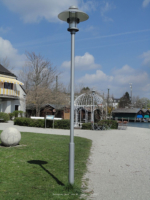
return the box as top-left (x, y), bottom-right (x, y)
top-left (19, 85), bottom-right (26, 112)
top-left (0, 85), bottom-right (26, 113)
top-left (1, 101), bottom-right (7, 112)
top-left (11, 100), bottom-right (20, 112)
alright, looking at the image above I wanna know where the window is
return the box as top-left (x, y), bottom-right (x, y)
top-left (4, 82), bottom-right (13, 89)
top-left (15, 105), bottom-right (19, 111)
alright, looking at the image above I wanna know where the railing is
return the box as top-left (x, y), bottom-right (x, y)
top-left (0, 88), bottom-right (20, 96)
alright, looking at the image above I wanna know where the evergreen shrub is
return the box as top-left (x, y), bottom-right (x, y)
top-left (9, 113), bottom-right (14, 120)
top-left (82, 120), bottom-right (118, 130)
top-left (0, 112), bottom-right (10, 122)
top-left (13, 110), bottom-right (24, 118)
top-left (82, 123), bottom-right (91, 130)
top-left (54, 120), bottom-right (70, 129)
top-left (14, 118), bottom-right (70, 129)
top-left (98, 120), bottom-right (118, 129)
top-left (14, 118), bottom-right (45, 127)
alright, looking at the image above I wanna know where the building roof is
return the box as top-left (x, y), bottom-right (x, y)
top-left (26, 104), bottom-right (66, 110)
top-left (141, 109), bottom-right (149, 112)
top-left (112, 108), bottom-right (141, 113)
top-left (20, 85), bottom-right (27, 94)
top-left (0, 64), bottom-right (16, 77)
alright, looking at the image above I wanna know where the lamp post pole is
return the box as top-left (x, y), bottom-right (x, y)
top-left (58, 6), bottom-right (89, 185)
top-left (93, 95), bottom-right (94, 125)
top-left (92, 90), bottom-right (95, 127)
top-left (69, 29), bottom-right (75, 184)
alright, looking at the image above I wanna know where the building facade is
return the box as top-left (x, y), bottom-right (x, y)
top-left (0, 64), bottom-right (26, 113)
top-left (112, 108), bottom-right (150, 121)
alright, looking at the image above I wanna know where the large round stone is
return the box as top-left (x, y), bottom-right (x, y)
top-left (0, 127), bottom-right (21, 147)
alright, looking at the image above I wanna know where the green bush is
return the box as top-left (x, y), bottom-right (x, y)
top-left (12, 110), bottom-right (24, 118)
top-left (18, 111), bottom-right (24, 117)
top-left (82, 123), bottom-right (91, 130)
top-left (9, 113), bottom-right (14, 120)
top-left (98, 120), bottom-right (118, 129)
top-left (14, 118), bottom-right (45, 128)
top-left (82, 120), bottom-right (118, 130)
top-left (0, 112), bottom-right (10, 122)
top-left (14, 118), bottom-right (70, 129)
top-left (54, 119), bottom-right (70, 129)
top-left (13, 111), bottom-right (19, 118)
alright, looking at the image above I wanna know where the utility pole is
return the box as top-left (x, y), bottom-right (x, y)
top-left (129, 83), bottom-right (132, 104)
top-left (108, 89), bottom-right (109, 106)
top-left (55, 76), bottom-right (58, 108)
top-left (56, 76), bottom-right (58, 92)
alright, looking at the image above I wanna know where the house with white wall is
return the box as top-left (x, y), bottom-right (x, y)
top-left (0, 64), bottom-right (26, 113)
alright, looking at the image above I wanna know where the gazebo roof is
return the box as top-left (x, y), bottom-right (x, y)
top-left (74, 92), bottom-right (103, 107)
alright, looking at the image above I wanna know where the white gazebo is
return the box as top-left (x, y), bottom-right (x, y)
top-left (74, 92), bottom-right (103, 126)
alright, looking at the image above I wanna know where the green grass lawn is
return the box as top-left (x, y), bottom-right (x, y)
top-left (0, 131), bottom-right (92, 200)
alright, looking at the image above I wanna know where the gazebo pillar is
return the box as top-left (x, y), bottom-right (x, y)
top-left (74, 108), bottom-right (78, 127)
top-left (85, 110), bottom-right (88, 122)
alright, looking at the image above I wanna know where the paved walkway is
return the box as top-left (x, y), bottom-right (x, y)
top-left (0, 121), bottom-right (150, 200)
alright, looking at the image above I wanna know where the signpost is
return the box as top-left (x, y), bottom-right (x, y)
top-left (45, 115), bottom-right (55, 129)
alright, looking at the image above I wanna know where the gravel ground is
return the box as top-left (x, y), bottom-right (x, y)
top-left (0, 121), bottom-right (150, 200)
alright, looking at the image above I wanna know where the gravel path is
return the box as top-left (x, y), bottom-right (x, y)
top-left (0, 121), bottom-right (150, 200)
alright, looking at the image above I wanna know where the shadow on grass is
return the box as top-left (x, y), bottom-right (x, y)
top-left (27, 160), bottom-right (65, 186)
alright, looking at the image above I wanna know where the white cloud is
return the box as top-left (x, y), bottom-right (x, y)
top-left (0, 27), bottom-right (11, 34)
top-left (1, 0), bottom-right (93, 23)
top-left (0, 37), bottom-right (25, 72)
top-left (112, 65), bottom-right (135, 75)
top-left (62, 52), bottom-right (101, 70)
top-left (140, 50), bottom-right (150, 66)
top-left (76, 64), bottom-right (150, 98)
top-left (142, 0), bottom-right (150, 7)
top-left (60, 51), bottom-right (150, 98)
top-left (111, 65), bottom-right (149, 86)
top-left (78, 70), bottom-right (113, 84)
top-left (100, 2), bottom-right (115, 22)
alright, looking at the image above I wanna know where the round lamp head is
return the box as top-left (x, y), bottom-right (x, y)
top-left (58, 6), bottom-right (89, 32)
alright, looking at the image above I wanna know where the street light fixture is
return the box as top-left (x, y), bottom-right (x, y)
top-left (92, 90), bottom-right (95, 128)
top-left (58, 6), bottom-right (89, 185)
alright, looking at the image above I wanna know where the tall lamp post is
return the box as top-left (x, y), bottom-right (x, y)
top-left (58, 6), bottom-right (89, 185)
top-left (92, 90), bottom-right (95, 127)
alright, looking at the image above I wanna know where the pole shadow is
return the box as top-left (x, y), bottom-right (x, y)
top-left (27, 160), bottom-right (64, 186)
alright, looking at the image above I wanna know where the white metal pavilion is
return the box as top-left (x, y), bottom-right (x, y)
top-left (74, 92), bottom-right (103, 126)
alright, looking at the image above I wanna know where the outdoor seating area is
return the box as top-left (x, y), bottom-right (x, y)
top-left (117, 121), bottom-right (128, 130)
top-left (91, 122), bottom-right (112, 131)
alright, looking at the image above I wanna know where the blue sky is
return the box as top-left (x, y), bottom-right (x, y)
top-left (0, 0), bottom-right (150, 99)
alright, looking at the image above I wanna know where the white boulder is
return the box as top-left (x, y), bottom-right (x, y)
top-left (0, 127), bottom-right (21, 147)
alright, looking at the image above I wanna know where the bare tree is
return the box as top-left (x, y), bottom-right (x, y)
top-left (0, 56), bottom-right (14, 71)
top-left (134, 97), bottom-right (150, 109)
top-left (20, 52), bottom-right (57, 116)
top-left (50, 77), bottom-right (69, 110)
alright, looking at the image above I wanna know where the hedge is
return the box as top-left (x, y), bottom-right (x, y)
top-left (14, 117), bottom-right (70, 129)
top-left (82, 123), bottom-right (91, 130)
top-left (82, 120), bottom-right (118, 130)
top-left (0, 112), bottom-right (10, 122)
top-left (9, 111), bottom-right (24, 120)
top-left (97, 120), bottom-right (118, 129)
top-left (54, 120), bottom-right (70, 129)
